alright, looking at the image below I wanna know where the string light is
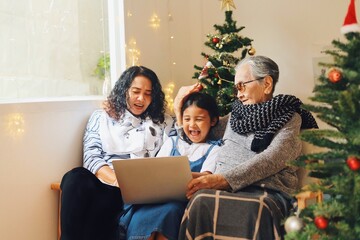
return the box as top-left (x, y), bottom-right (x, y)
top-left (126, 1), bottom-right (133, 18)
top-left (127, 39), bottom-right (141, 66)
top-left (166, 0), bottom-right (177, 115)
top-left (164, 82), bottom-right (175, 113)
top-left (168, 13), bottom-right (173, 22)
top-left (149, 13), bottom-right (161, 29)
top-left (6, 113), bottom-right (25, 138)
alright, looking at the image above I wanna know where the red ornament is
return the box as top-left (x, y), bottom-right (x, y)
top-left (314, 216), bottom-right (329, 230)
top-left (346, 156), bottom-right (360, 171)
top-left (327, 67), bottom-right (342, 83)
top-left (212, 37), bottom-right (220, 44)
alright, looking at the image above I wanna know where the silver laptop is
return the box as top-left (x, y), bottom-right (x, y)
top-left (112, 156), bottom-right (192, 204)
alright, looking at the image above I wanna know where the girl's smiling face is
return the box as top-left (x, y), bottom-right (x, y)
top-left (182, 105), bottom-right (217, 143)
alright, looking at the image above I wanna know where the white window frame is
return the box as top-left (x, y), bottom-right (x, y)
top-left (108, 0), bottom-right (126, 89)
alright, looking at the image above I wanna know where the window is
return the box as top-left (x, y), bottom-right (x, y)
top-left (0, 0), bottom-right (125, 102)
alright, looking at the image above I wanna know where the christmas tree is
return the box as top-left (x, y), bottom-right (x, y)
top-left (193, 0), bottom-right (255, 116)
top-left (285, 0), bottom-right (360, 239)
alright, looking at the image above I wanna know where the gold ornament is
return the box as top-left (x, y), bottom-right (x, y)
top-left (221, 0), bottom-right (236, 11)
top-left (248, 47), bottom-right (256, 56)
top-left (217, 79), bottom-right (222, 85)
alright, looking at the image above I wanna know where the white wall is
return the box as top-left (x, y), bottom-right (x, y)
top-left (124, 0), bottom-right (356, 104)
top-left (0, 99), bottom-right (102, 240)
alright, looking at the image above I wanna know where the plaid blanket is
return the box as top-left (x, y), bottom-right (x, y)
top-left (179, 187), bottom-right (292, 240)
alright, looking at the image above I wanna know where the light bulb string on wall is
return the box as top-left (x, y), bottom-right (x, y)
top-left (167, 0), bottom-right (175, 79)
top-left (165, 0), bottom-right (175, 112)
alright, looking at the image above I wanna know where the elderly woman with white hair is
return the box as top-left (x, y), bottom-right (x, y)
top-left (177, 55), bottom-right (318, 239)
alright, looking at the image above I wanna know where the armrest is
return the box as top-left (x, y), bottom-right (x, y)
top-left (50, 182), bottom-right (61, 240)
top-left (51, 182), bottom-right (61, 191)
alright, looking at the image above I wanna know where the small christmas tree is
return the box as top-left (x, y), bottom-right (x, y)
top-left (193, 0), bottom-right (255, 116)
top-left (285, 0), bottom-right (360, 239)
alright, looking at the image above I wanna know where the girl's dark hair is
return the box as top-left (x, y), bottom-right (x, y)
top-left (103, 66), bottom-right (166, 123)
top-left (180, 92), bottom-right (220, 143)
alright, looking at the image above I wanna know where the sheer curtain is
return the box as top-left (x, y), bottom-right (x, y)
top-left (0, 0), bottom-right (110, 101)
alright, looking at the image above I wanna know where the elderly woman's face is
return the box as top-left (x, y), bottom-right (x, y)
top-left (234, 64), bottom-right (270, 105)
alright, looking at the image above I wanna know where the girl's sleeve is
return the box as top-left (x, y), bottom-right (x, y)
top-left (156, 136), bottom-right (174, 157)
top-left (162, 114), bottom-right (176, 142)
top-left (83, 110), bottom-right (111, 174)
top-left (200, 146), bottom-right (221, 173)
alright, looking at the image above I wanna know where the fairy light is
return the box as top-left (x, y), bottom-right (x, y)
top-left (127, 39), bottom-right (141, 66)
top-left (149, 13), bottom-right (161, 29)
top-left (126, 0), bottom-right (133, 18)
top-left (164, 82), bottom-right (175, 113)
top-left (6, 113), bottom-right (25, 138)
top-left (168, 13), bottom-right (173, 21)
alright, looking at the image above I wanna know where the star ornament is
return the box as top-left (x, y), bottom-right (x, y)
top-left (221, 0), bottom-right (236, 11)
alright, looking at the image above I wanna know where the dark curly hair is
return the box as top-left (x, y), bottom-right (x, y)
top-left (103, 66), bottom-right (166, 123)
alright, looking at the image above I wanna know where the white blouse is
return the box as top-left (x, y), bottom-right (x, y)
top-left (156, 136), bottom-right (221, 173)
top-left (83, 109), bottom-right (174, 174)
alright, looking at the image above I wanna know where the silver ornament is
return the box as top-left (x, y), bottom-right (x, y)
top-left (284, 216), bottom-right (304, 233)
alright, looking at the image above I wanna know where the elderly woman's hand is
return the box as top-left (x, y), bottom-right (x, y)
top-left (186, 173), bottom-right (230, 199)
top-left (173, 83), bottom-right (203, 126)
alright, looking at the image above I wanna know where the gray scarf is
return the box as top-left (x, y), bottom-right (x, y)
top-left (230, 94), bottom-right (318, 152)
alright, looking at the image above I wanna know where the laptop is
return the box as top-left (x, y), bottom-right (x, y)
top-left (112, 156), bottom-right (192, 204)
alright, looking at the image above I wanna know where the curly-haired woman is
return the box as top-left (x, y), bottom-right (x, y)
top-left (59, 66), bottom-right (174, 240)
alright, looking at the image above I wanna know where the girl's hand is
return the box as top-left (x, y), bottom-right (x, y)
top-left (186, 174), bottom-right (230, 199)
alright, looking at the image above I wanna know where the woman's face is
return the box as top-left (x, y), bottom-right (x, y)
top-left (127, 75), bottom-right (152, 116)
top-left (182, 105), bottom-right (217, 143)
top-left (234, 64), bottom-right (272, 105)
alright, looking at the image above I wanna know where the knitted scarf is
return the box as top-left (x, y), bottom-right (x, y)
top-left (230, 94), bottom-right (318, 152)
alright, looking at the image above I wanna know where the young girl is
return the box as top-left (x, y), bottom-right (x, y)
top-left (119, 92), bottom-right (222, 240)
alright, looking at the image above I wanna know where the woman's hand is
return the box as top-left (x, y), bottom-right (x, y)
top-left (174, 83), bottom-right (203, 126)
top-left (191, 171), bottom-right (211, 179)
top-left (186, 173), bottom-right (230, 199)
top-left (95, 165), bottom-right (119, 187)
